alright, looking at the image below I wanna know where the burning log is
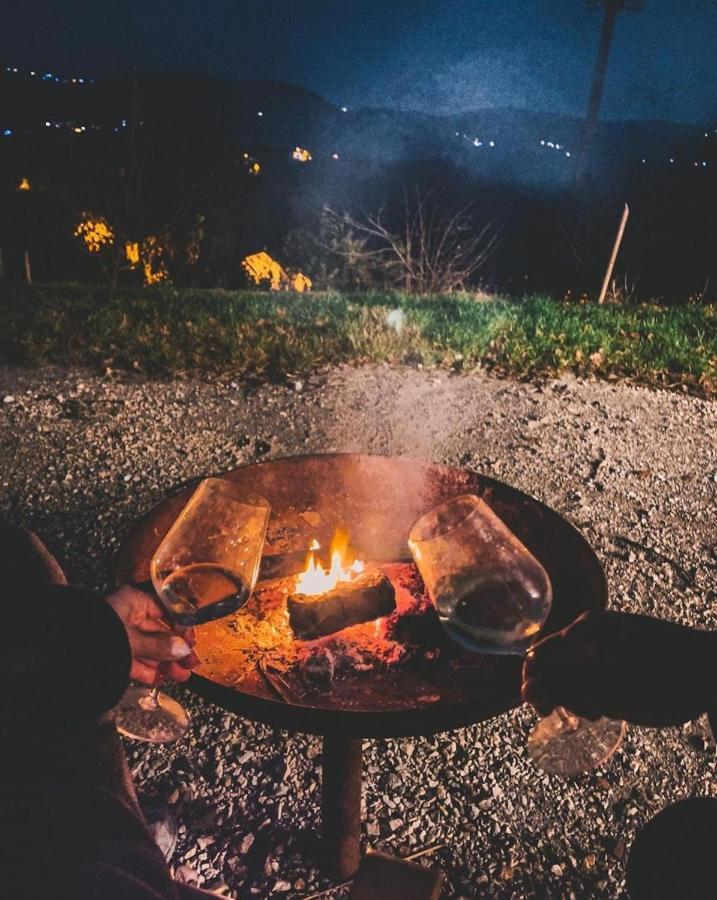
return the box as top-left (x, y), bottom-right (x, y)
top-left (288, 567), bottom-right (396, 641)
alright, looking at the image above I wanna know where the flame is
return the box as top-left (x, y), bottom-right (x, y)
top-left (295, 528), bottom-right (364, 596)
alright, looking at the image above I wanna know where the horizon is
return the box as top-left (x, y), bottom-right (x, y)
top-left (2, 59), bottom-right (713, 130)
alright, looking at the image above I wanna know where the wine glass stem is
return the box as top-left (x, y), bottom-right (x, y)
top-left (554, 705), bottom-right (580, 731)
top-left (149, 685), bottom-right (161, 708)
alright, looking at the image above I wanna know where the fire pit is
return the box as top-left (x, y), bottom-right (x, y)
top-left (116, 453), bottom-right (607, 878)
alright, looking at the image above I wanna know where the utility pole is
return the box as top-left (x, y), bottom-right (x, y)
top-left (575, 1), bottom-right (644, 184)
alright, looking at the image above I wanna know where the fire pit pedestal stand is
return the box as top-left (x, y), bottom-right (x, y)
top-left (116, 453), bottom-right (607, 881)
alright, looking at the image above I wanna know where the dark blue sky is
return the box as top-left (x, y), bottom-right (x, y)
top-left (3, 0), bottom-right (716, 123)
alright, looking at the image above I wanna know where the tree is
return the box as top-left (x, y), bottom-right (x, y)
top-left (317, 191), bottom-right (500, 294)
top-left (576, 1), bottom-right (644, 182)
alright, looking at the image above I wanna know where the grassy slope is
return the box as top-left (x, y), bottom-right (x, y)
top-left (1, 284), bottom-right (715, 392)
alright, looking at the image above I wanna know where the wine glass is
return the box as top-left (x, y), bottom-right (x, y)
top-left (408, 494), bottom-right (625, 776)
top-left (113, 478), bottom-right (270, 743)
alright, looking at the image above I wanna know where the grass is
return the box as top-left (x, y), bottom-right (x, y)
top-left (1, 283), bottom-right (716, 393)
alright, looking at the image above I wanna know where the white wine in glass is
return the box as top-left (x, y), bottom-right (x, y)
top-left (408, 494), bottom-right (624, 776)
top-left (113, 478), bottom-right (270, 743)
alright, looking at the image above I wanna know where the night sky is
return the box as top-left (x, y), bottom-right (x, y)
top-left (3, 0), bottom-right (716, 124)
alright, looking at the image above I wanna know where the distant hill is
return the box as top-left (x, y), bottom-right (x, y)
top-left (1, 63), bottom-right (711, 186)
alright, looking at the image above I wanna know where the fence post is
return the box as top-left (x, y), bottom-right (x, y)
top-left (597, 203), bottom-right (629, 304)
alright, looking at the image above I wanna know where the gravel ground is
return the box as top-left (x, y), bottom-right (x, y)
top-left (1, 362), bottom-right (716, 899)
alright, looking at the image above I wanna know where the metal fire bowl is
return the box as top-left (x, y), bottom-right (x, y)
top-left (116, 453), bottom-right (607, 739)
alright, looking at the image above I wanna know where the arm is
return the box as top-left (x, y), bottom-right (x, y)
top-left (3, 584), bottom-right (197, 727)
top-left (522, 610), bottom-right (716, 727)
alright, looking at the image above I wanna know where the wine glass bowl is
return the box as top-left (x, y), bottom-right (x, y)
top-left (151, 478), bottom-right (270, 626)
top-left (408, 494), bottom-right (552, 656)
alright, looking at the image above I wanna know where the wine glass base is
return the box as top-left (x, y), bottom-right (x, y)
top-left (527, 713), bottom-right (626, 776)
top-left (113, 685), bottom-right (190, 743)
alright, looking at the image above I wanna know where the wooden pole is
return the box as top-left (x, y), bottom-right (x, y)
top-left (597, 203), bottom-right (629, 305)
top-left (23, 250), bottom-right (32, 285)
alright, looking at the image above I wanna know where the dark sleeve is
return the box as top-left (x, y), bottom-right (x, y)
top-left (2, 584), bottom-right (131, 725)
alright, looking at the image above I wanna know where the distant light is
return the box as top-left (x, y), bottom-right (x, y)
top-left (547, 141), bottom-right (554, 148)
top-left (703, 161), bottom-right (708, 167)
top-left (121, 119), bottom-right (127, 127)
top-left (705, 132), bottom-right (709, 138)
top-left (455, 131), bottom-right (460, 136)
top-left (473, 138), bottom-right (482, 147)
top-left (257, 111), bottom-right (263, 117)
top-left (669, 157), bottom-right (674, 163)
top-left (340, 106), bottom-right (347, 112)
top-left (540, 139), bottom-right (545, 145)
top-left (565, 151), bottom-right (571, 157)
top-left (30, 71), bottom-right (35, 76)
top-left (74, 127), bottom-right (83, 134)
top-left (3, 129), bottom-right (12, 137)
top-left (78, 78), bottom-right (84, 84)
top-left (45, 121), bottom-right (51, 127)
top-left (641, 158), bottom-right (646, 163)
top-left (555, 144), bottom-right (561, 150)
top-left (331, 152), bottom-right (340, 159)
top-left (489, 140), bottom-right (495, 147)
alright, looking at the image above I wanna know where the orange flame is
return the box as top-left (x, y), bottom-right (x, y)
top-left (295, 529), bottom-right (364, 596)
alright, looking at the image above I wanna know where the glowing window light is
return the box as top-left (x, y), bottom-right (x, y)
top-left (292, 146), bottom-right (312, 162)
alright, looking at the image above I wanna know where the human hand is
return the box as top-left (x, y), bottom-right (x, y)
top-left (521, 610), bottom-right (716, 727)
top-left (106, 584), bottom-right (199, 685)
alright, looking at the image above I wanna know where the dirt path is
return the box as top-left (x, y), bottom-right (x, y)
top-left (1, 363), bottom-right (716, 898)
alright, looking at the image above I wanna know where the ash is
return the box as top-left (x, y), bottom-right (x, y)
top-left (1, 363), bottom-right (716, 898)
